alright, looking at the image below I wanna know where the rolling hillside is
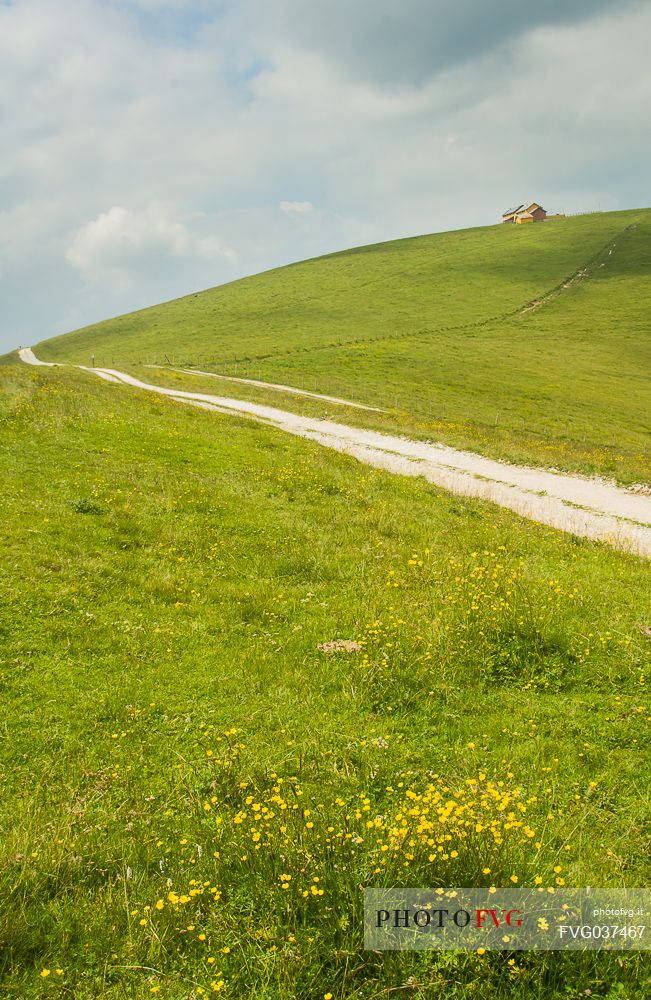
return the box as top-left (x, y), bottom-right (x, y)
top-left (35, 208), bottom-right (651, 483)
top-left (2, 209), bottom-right (650, 997)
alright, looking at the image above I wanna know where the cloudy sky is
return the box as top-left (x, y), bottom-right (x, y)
top-left (1, 0), bottom-right (650, 352)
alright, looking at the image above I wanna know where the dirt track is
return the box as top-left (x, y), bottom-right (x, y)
top-left (18, 348), bottom-right (651, 557)
top-left (159, 366), bottom-right (387, 411)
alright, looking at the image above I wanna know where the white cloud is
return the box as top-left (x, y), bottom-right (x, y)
top-left (0, 0), bottom-right (649, 350)
top-left (279, 200), bottom-right (314, 214)
top-left (66, 204), bottom-right (234, 284)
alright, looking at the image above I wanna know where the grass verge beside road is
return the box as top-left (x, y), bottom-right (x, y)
top-left (1, 362), bottom-right (649, 998)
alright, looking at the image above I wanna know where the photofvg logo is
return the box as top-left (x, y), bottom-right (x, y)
top-left (364, 888), bottom-right (651, 951)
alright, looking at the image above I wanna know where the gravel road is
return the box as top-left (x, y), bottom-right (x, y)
top-left (18, 348), bottom-right (651, 557)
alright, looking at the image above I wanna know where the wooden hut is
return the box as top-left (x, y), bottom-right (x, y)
top-left (501, 202), bottom-right (547, 223)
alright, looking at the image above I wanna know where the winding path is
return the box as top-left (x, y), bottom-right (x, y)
top-left (18, 348), bottom-right (651, 557)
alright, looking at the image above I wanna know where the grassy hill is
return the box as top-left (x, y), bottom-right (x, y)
top-left (35, 208), bottom-right (651, 482)
top-left (1, 362), bottom-right (650, 998)
top-left (3, 208), bottom-right (650, 997)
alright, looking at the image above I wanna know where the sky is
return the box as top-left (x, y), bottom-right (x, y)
top-left (1, 0), bottom-right (650, 353)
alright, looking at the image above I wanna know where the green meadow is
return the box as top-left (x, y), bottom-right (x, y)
top-left (35, 209), bottom-right (651, 483)
top-left (1, 362), bottom-right (649, 999)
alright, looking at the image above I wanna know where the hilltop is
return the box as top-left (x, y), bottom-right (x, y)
top-left (35, 207), bottom-right (651, 484)
top-left (35, 208), bottom-right (648, 367)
